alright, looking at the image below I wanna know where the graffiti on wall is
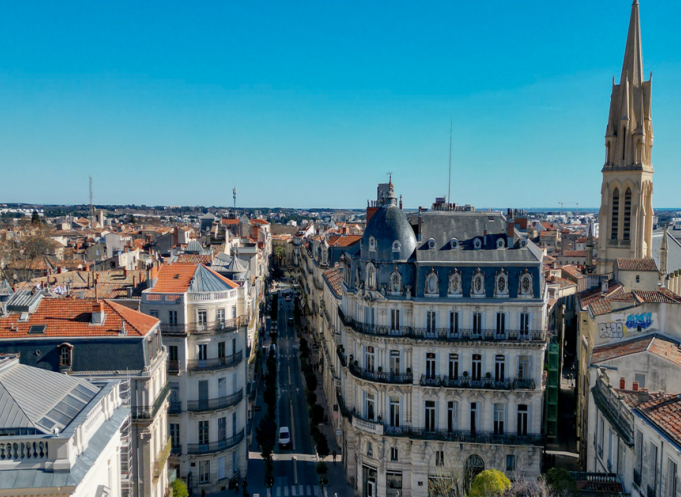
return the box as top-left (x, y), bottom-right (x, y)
top-left (598, 312), bottom-right (655, 339)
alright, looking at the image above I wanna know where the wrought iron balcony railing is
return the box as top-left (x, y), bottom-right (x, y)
top-left (187, 351), bottom-right (243, 372)
top-left (131, 382), bottom-right (170, 420)
top-left (187, 429), bottom-right (245, 455)
top-left (187, 390), bottom-right (244, 413)
top-left (160, 317), bottom-right (248, 336)
top-left (349, 363), bottom-right (413, 384)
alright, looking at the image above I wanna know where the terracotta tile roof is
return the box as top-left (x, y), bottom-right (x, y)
top-left (323, 267), bottom-right (344, 298)
top-left (618, 390), bottom-right (681, 447)
top-left (151, 263), bottom-right (197, 293)
top-left (578, 282), bottom-right (624, 311)
top-left (327, 235), bottom-right (362, 248)
top-left (546, 276), bottom-right (577, 289)
top-left (221, 218), bottom-right (239, 225)
top-left (176, 254), bottom-right (213, 264)
top-left (540, 222), bottom-right (557, 230)
top-left (0, 298), bottom-right (158, 338)
top-left (561, 265), bottom-right (584, 278)
top-left (250, 219), bottom-right (269, 226)
top-left (591, 335), bottom-right (655, 364)
top-left (616, 258), bottom-right (658, 271)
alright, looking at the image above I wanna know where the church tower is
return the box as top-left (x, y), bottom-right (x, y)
top-left (597, 0), bottom-right (654, 274)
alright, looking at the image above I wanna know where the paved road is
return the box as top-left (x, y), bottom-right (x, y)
top-left (273, 296), bottom-right (320, 496)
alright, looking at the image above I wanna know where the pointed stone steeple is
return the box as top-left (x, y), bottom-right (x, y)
top-left (660, 224), bottom-right (669, 278)
top-left (597, 0), bottom-right (655, 273)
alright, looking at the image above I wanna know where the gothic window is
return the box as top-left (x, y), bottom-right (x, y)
top-left (366, 263), bottom-right (376, 289)
top-left (519, 270), bottom-right (533, 297)
top-left (623, 188), bottom-right (632, 241)
top-left (471, 269), bottom-right (485, 297)
top-left (611, 188), bottom-right (620, 240)
top-left (389, 268), bottom-right (401, 295)
top-left (392, 240), bottom-right (401, 252)
top-left (425, 269), bottom-right (439, 296)
top-left (448, 270), bottom-right (462, 297)
top-left (495, 269), bottom-right (509, 298)
top-left (369, 236), bottom-right (376, 252)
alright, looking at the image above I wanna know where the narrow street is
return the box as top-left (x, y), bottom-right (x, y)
top-left (273, 296), bottom-right (321, 496)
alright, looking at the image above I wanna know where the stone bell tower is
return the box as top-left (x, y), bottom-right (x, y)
top-left (597, 0), bottom-right (654, 274)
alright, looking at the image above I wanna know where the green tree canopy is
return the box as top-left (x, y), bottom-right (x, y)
top-left (171, 479), bottom-right (189, 497)
top-left (469, 470), bottom-right (511, 497)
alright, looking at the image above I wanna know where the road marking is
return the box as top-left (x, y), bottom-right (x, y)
top-left (276, 488), bottom-right (281, 497)
top-left (284, 487), bottom-right (289, 497)
top-left (314, 487), bottom-right (322, 497)
top-left (293, 455), bottom-right (298, 484)
top-left (306, 486), bottom-right (311, 495)
top-left (291, 486), bottom-right (297, 496)
top-left (299, 485), bottom-right (304, 495)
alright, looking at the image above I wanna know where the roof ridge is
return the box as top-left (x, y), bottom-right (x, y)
top-left (0, 380), bottom-right (36, 429)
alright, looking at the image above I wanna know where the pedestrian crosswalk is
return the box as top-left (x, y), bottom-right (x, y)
top-left (268, 485), bottom-right (322, 497)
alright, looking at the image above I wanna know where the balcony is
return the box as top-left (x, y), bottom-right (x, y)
top-left (131, 382), bottom-right (171, 420)
top-left (424, 375), bottom-right (537, 390)
top-left (160, 317), bottom-right (248, 336)
top-left (187, 429), bottom-right (245, 455)
top-left (167, 360), bottom-right (180, 375)
top-left (634, 469), bottom-right (642, 488)
top-left (349, 363), bottom-right (413, 384)
top-left (339, 308), bottom-right (545, 343)
top-left (591, 376), bottom-right (634, 445)
top-left (153, 436), bottom-right (172, 483)
top-left (336, 348), bottom-right (347, 367)
top-left (187, 390), bottom-right (244, 413)
top-left (168, 400), bottom-right (182, 415)
top-left (187, 351), bottom-right (243, 372)
top-left (381, 424), bottom-right (544, 446)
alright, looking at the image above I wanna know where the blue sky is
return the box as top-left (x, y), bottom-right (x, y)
top-left (1, 1), bottom-right (680, 209)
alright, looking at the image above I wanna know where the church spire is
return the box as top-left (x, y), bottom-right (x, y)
top-left (621, 0), bottom-right (644, 88)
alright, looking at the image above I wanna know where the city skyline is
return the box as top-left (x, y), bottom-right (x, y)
top-left (1, 1), bottom-right (680, 209)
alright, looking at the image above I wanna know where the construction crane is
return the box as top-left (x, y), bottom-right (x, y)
top-left (558, 202), bottom-right (580, 217)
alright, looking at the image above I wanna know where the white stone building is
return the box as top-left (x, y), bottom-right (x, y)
top-left (0, 355), bottom-right (129, 497)
top-left (141, 262), bottom-right (249, 494)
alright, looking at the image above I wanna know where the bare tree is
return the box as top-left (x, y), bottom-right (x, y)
top-left (0, 222), bottom-right (53, 284)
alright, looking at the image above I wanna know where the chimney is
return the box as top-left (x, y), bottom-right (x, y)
top-left (638, 388), bottom-right (650, 403)
top-left (601, 275), bottom-right (608, 295)
top-left (124, 268), bottom-right (128, 279)
top-left (95, 274), bottom-right (99, 301)
top-left (620, 377), bottom-right (626, 389)
top-left (91, 301), bottom-right (105, 324)
top-left (632, 381), bottom-right (639, 391)
top-left (417, 208), bottom-right (423, 242)
top-left (399, 195), bottom-right (403, 210)
top-left (507, 220), bottom-right (515, 238)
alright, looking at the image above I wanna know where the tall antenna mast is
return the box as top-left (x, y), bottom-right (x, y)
top-left (233, 186), bottom-right (237, 212)
top-left (89, 176), bottom-right (94, 220)
top-left (447, 118), bottom-right (452, 206)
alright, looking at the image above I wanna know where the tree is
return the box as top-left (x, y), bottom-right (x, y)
top-left (543, 468), bottom-right (578, 497)
top-left (171, 479), bottom-right (189, 497)
top-left (129, 214), bottom-right (136, 224)
top-left (0, 222), bottom-right (53, 283)
top-left (469, 470), bottom-right (511, 497)
top-left (274, 246), bottom-right (285, 265)
top-left (31, 211), bottom-right (40, 226)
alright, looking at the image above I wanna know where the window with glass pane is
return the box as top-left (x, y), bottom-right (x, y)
top-left (150, 310), bottom-right (159, 318)
top-left (426, 311), bottom-right (436, 333)
top-left (169, 345), bottom-right (178, 362)
top-left (218, 417), bottom-right (226, 441)
top-left (198, 310), bottom-right (207, 325)
top-left (390, 351), bottom-right (400, 374)
top-left (470, 402), bottom-right (478, 434)
top-left (169, 310), bottom-right (178, 325)
top-left (519, 313), bottom-right (529, 334)
top-left (473, 312), bottom-right (482, 333)
top-left (390, 398), bottom-right (400, 428)
top-left (472, 354), bottom-right (482, 381)
top-left (494, 403), bottom-right (504, 435)
top-left (449, 354), bottom-right (459, 380)
top-left (495, 355), bottom-right (505, 381)
top-left (218, 342), bottom-right (225, 359)
top-left (426, 353), bottom-right (436, 379)
top-left (200, 460), bottom-right (210, 483)
top-left (506, 455), bottom-right (515, 472)
top-left (447, 401), bottom-right (457, 432)
top-left (170, 423), bottom-right (180, 448)
top-left (450, 311), bottom-right (459, 334)
top-left (365, 346), bottom-right (375, 372)
top-left (390, 449), bottom-right (399, 463)
top-left (391, 309), bottom-right (400, 331)
top-left (199, 420), bottom-right (209, 445)
top-left (366, 392), bottom-right (376, 421)
top-left (217, 308), bottom-right (225, 323)
top-left (518, 355), bottom-right (530, 379)
top-left (198, 344), bottom-right (208, 361)
top-left (496, 313), bottom-right (506, 335)
top-left (517, 405), bottom-right (528, 436)
top-left (425, 401), bottom-right (436, 432)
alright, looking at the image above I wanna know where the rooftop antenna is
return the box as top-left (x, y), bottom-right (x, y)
top-left (89, 176), bottom-right (94, 220)
top-left (448, 118), bottom-right (452, 206)
top-left (387, 172), bottom-right (393, 184)
top-left (233, 186), bottom-right (237, 212)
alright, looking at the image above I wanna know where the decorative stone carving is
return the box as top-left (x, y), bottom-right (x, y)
top-left (448, 269), bottom-right (462, 297)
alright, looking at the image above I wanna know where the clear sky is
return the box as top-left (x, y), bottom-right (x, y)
top-left (1, 1), bottom-right (680, 209)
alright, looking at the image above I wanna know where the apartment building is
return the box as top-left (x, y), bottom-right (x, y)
top-left (141, 262), bottom-right (248, 494)
top-left (304, 181), bottom-right (548, 497)
top-left (0, 290), bottom-right (169, 497)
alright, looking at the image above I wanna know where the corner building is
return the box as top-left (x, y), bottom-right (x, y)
top-left (335, 183), bottom-right (548, 497)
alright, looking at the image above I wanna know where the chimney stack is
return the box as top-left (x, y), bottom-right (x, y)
top-left (633, 381), bottom-right (639, 391)
top-left (638, 388), bottom-right (650, 403)
top-left (91, 301), bottom-right (105, 324)
top-left (620, 377), bottom-right (626, 389)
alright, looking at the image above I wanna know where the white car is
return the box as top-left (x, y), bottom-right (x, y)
top-left (278, 426), bottom-right (291, 449)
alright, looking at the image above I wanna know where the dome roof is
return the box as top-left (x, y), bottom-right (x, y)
top-left (361, 204), bottom-right (417, 262)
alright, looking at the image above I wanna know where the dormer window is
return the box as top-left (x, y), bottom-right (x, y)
top-left (366, 263), bottom-right (376, 290)
top-left (496, 238), bottom-right (505, 249)
top-left (427, 238), bottom-right (436, 250)
top-left (392, 241), bottom-right (401, 252)
top-left (473, 238), bottom-right (482, 250)
top-left (519, 270), bottom-right (533, 298)
top-left (450, 238), bottom-right (459, 249)
top-left (58, 343), bottom-right (73, 368)
top-left (448, 269), bottom-right (462, 297)
top-left (369, 237), bottom-right (376, 252)
top-left (389, 268), bottom-right (401, 295)
top-left (495, 269), bottom-right (509, 298)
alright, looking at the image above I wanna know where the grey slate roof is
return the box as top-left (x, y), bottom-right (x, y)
top-left (0, 357), bottom-right (99, 432)
top-left (361, 205), bottom-right (417, 262)
top-left (188, 264), bottom-right (236, 292)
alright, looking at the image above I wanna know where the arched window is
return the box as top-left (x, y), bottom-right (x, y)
top-left (390, 269), bottom-right (401, 295)
top-left (425, 270), bottom-right (439, 296)
top-left (369, 237), bottom-right (376, 252)
top-left (448, 270), bottom-right (462, 297)
top-left (471, 270), bottom-right (485, 297)
top-left (465, 454), bottom-right (485, 487)
top-left (519, 270), bottom-right (533, 297)
top-left (392, 240), bottom-right (401, 252)
top-left (495, 270), bottom-right (509, 297)
top-left (611, 188), bottom-right (620, 240)
top-left (366, 263), bottom-right (376, 289)
top-left (623, 188), bottom-right (632, 241)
